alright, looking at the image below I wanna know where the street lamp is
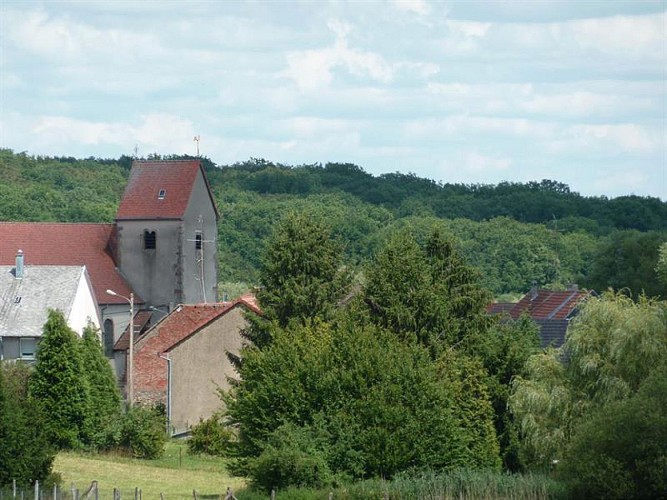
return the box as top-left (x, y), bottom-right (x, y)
top-left (107, 289), bottom-right (134, 406)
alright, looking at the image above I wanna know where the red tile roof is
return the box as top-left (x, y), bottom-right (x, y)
top-left (486, 302), bottom-right (516, 315)
top-left (116, 160), bottom-right (219, 220)
top-left (0, 222), bottom-right (138, 305)
top-left (120, 295), bottom-right (260, 353)
top-left (509, 289), bottom-right (590, 320)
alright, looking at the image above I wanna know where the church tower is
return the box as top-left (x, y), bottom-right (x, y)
top-left (114, 160), bottom-right (219, 308)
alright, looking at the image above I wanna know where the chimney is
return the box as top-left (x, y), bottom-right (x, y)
top-left (15, 249), bottom-right (24, 279)
top-left (567, 283), bottom-right (579, 292)
top-left (530, 280), bottom-right (538, 301)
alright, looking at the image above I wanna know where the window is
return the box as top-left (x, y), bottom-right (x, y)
top-left (20, 337), bottom-right (37, 359)
top-left (158, 189), bottom-right (166, 199)
top-left (195, 232), bottom-right (202, 250)
top-left (144, 230), bottom-right (156, 250)
top-left (104, 319), bottom-right (114, 358)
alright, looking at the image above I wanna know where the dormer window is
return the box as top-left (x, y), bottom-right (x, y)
top-left (144, 230), bottom-right (156, 250)
top-left (158, 189), bottom-right (166, 200)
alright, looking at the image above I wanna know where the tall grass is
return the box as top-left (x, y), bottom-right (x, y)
top-left (234, 469), bottom-right (566, 499)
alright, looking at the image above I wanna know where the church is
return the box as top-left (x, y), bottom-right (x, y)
top-left (0, 159), bottom-right (219, 375)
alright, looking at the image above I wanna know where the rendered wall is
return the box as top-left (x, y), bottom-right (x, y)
top-left (168, 307), bottom-right (245, 434)
top-left (181, 172), bottom-right (218, 304)
top-left (68, 268), bottom-right (102, 335)
top-left (115, 219), bottom-right (183, 308)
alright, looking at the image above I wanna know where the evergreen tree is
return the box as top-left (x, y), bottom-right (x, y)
top-left (245, 212), bottom-right (351, 348)
top-left (29, 309), bottom-right (91, 449)
top-left (80, 324), bottom-right (122, 449)
top-left (364, 229), bottom-right (492, 356)
top-left (0, 362), bottom-right (54, 486)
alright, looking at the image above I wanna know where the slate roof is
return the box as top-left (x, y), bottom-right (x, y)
top-left (0, 223), bottom-right (137, 305)
top-left (534, 319), bottom-right (569, 349)
top-left (117, 295), bottom-right (260, 353)
top-left (509, 288), bottom-right (590, 320)
top-left (113, 310), bottom-right (154, 351)
top-left (116, 160), bottom-right (219, 220)
top-left (0, 265), bottom-right (85, 337)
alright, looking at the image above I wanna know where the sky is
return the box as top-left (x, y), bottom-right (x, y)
top-left (1, 1), bottom-right (665, 199)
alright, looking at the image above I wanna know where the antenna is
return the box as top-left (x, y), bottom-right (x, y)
top-left (193, 135), bottom-right (201, 157)
top-left (186, 214), bottom-right (215, 303)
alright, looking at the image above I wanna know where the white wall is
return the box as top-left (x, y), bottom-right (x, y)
top-left (67, 267), bottom-right (102, 336)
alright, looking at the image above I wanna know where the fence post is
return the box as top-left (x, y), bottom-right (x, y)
top-left (192, 489), bottom-right (197, 500)
top-left (270, 489), bottom-right (275, 500)
top-left (52, 485), bottom-right (56, 500)
top-left (33, 481), bottom-right (38, 500)
top-left (12, 479), bottom-right (16, 498)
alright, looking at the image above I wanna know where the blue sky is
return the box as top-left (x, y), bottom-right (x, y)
top-left (1, 0), bottom-right (665, 199)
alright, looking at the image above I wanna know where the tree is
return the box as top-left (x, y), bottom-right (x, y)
top-left (29, 309), bottom-right (91, 448)
top-left (476, 315), bottom-right (541, 471)
top-left (584, 230), bottom-right (667, 298)
top-left (363, 229), bottom-right (491, 355)
top-left (246, 212), bottom-right (351, 348)
top-left (225, 317), bottom-right (486, 485)
top-left (656, 241), bottom-right (667, 286)
top-left (79, 324), bottom-right (122, 449)
top-left (510, 292), bottom-right (667, 471)
top-left (0, 362), bottom-right (54, 486)
top-left (559, 364), bottom-right (667, 499)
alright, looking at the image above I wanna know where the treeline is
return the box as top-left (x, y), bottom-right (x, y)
top-left (1, 149), bottom-right (665, 297)
top-left (208, 159), bottom-right (667, 233)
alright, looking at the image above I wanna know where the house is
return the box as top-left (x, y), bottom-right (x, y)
top-left (0, 159), bottom-right (219, 371)
top-left (117, 295), bottom-right (260, 435)
top-left (0, 251), bottom-right (101, 361)
top-left (490, 284), bottom-right (593, 348)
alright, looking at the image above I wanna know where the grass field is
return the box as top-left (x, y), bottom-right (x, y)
top-left (54, 441), bottom-right (246, 499)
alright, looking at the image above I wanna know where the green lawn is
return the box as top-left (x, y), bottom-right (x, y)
top-left (54, 441), bottom-right (246, 499)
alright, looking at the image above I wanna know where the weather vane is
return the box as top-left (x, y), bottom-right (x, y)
top-left (194, 135), bottom-right (201, 157)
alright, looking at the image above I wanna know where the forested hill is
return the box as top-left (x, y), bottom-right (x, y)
top-left (1, 149), bottom-right (665, 297)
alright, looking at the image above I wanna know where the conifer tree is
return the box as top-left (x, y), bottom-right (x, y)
top-left (0, 362), bottom-right (54, 486)
top-left (29, 309), bottom-right (91, 449)
top-left (80, 324), bottom-right (122, 448)
top-left (244, 212), bottom-right (351, 349)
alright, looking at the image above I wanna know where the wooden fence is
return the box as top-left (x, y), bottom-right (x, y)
top-left (0, 481), bottom-right (239, 500)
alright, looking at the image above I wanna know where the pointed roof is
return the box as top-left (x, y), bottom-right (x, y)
top-left (116, 160), bottom-right (219, 220)
top-left (119, 295), bottom-right (260, 353)
top-left (0, 223), bottom-right (138, 305)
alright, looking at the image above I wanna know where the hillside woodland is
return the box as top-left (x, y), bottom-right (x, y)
top-left (1, 149), bottom-right (666, 498)
top-left (1, 149), bottom-right (665, 299)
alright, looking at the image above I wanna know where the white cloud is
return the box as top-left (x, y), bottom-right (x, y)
top-left (464, 152), bottom-right (512, 172)
top-left (30, 114), bottom-right (196, 154)
top-left (283, 19), bottom-right (394, 91)
top-left (391, 0), bottom-right (431, 16)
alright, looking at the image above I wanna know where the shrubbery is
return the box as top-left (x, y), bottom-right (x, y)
top-left (188, 413), bottom-right (235, 456)
top-left (120, 405), bottom-right (167, 459)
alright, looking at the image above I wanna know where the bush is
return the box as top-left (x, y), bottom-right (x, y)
top-left (121, 405), bottom-right (167, 459)
top-left (188, 413), bottom-right (235, 456)
top-left (247, 422), bottom-right (333, 492)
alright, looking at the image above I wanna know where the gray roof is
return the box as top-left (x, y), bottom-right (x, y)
top-left (0, 265), bottom-right (85, 337)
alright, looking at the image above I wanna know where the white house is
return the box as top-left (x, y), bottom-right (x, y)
top-left (0, 252), bottom-right (101, 361)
